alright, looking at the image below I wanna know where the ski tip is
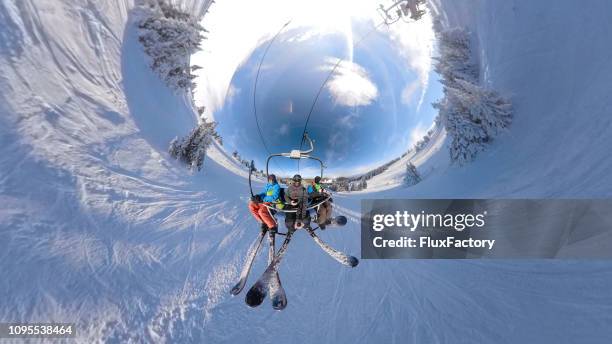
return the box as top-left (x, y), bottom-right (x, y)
top-left (348, 256), bottom-right (359, 267)
top-left (245, 289), bottom-right (266, 308)
top-left (230, 285), bottom-right (242, 296)
top-left (272, 298), bottom-right (287, 311)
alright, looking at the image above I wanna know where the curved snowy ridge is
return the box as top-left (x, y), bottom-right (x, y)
top-left (1, 0), bottom-right (611, 343)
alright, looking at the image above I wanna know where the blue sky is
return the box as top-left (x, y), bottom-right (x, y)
top-left (212, 22), bottom-right (441, 177)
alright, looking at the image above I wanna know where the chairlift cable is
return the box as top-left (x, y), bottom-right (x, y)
top-left (253, 20), bottom-right (292, 177)
top-left (297, 20), bottom-right (387, 173)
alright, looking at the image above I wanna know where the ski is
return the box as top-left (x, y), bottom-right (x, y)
top-left (230, 230), bottom-right (266, 296)
top-left (305, 226), bottom-right (359, 267)
top-left (245, 231), bottom-right (294, 308)
top-left (267, 231), bottom-right (287, 310)
top-left (322, 215), bottom-right (347, 228)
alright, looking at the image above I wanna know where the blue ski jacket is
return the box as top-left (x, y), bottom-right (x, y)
top-left (307, 183), bottom-right (323, 194)
top-left (259, 182), bottom-right (281, 203)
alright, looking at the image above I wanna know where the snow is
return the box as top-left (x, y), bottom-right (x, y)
top-left (361, 124), bottom-right (447, 192)
top-left (1, 0), bottom-right (612, 343)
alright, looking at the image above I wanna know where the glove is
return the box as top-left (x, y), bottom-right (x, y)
top-left (251, 195), bottom-right (262, 203)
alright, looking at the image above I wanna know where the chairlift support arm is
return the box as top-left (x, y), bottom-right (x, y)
top-left (265, 134), bottom-right (323, 177)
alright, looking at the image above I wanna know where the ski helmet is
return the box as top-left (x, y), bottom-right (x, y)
top-left (292, 174), bottom-right (302, 182)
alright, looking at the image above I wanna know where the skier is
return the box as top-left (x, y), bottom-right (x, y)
top-left (307, 176), bottom-right (333, 229)
top-left (249, 174), bottom-right (281, 232)
top-left (240, 174), bottom-right (357, 309)
top-left (401, 0), bottom-right (425, 20)
top-left (284, 174), bottom-right (310, 232)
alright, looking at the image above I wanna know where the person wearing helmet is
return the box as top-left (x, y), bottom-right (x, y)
top-left (284, 174), bottom-right (310, 231)
top-left (402, 0), bottom-right (425, 20)
top-left (248, 174), bottom-right (280, 232)
top-left (307, 176), bottom-right (333, 229)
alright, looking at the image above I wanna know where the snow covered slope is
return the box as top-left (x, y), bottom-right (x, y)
top-left (371, 0), bottom-right (612, 198)
top-left (1, 0), bottom-right (611, 343)
top-left (355, 125), bottom-right (447, 192)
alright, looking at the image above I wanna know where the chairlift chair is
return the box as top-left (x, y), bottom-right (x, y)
top-left (377, 0), bottom-right (426, 25)
top-left (248, 133), bottom-right (331, 219)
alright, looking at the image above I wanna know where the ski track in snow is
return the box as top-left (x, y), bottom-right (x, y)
top-left (1, 0), bottom-right (612, 343)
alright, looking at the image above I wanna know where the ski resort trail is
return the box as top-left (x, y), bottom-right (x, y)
top-left (1, 0), bottom-right (611, 343)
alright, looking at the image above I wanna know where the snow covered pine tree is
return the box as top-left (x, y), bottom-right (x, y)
top-left (360, 177), bottom-right (368, 191)
top-left (137, 0), bottom-right (206, 91)
top-left (404, 162), bottom-right (421, 186)
top-left (169, 118), bottom-right (219, 171)
top-left (433, 27), bottom-right (512, 164)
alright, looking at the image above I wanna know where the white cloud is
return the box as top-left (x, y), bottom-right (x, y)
top-left (328, 161), bottom-right (388, 178)
top-left (401, 79), bottom-right (421, 105)
top-left (385, 13), bottom-right (436, 110)
top-left (338, 111), bottom-right (360, 129)
top-left (409, 122), bottom-right (427, 147)
top-left (191, 0), bottom-right (435, 117)
top-left (190, 0), bottom-right (358, 119)
top-left (278, 123), bottom-right (290, 136)
top-left (226, 84), bottom-right (240, 104)
top-left (324, 59), bottom-right (378, 107)
top-left (325, 131), bottom-right (348, 163)
top-left (285, 29), bottom-right (321, 43)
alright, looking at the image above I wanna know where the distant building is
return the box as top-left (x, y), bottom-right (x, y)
top-left (320, 178), bottom-right (333, 185)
